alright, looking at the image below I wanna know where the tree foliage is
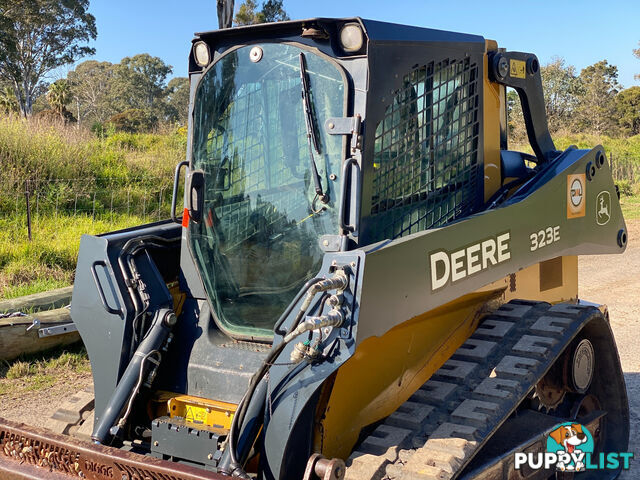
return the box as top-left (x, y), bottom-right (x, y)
top-left (108, 108), bottom-right (156, 133)
top-left (234, 0), bottom-right (289, 26)
top-left (574, 60), bottom-right (620, 135)
top-left (67, 60), bottom-right (117, 125)
top-left (509, 54), bottom-right (640, 144)
top-left (164, 77), bottom-right (190, 126)
top-left (64, 55), bottom-right (187, 129)
top-left (0, 85), bottom-right (17, 113)
top-left (0, 0), bottom-right (96, 116)
top-left (615, 86), bottom-right (640, 135)
top-left (634, 41), bottom-right (640, 80)
top-left (540, 57), bottom-right (579, 133)
top-left (46, 79), bottom-right (71, 120)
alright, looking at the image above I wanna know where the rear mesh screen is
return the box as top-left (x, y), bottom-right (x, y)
top-left (370, 57), bottom-right (480, 241)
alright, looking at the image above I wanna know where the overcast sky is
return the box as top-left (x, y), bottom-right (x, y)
top-left (78, 0), bottom-right (640, 88)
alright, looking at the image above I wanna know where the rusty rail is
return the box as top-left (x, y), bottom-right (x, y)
top-left (0, 417), bottom-right (228, 480)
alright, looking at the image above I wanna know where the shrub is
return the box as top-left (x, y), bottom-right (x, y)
top-left (108, 109), bottom-right (157, 133)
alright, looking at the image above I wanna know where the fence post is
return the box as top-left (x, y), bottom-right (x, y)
top-left (143, 194), bottom-right (146, 221)
top-left (157, 190), bottom-right (162, 220)
top-left (110, 191), bottom-right (114, 224)
top-left (92, 192), bottom-right (96, 221)
top-left (127, 189), bottom-right (131, 216)
top-left (609, 152), bottom-right (614, 180)
top-left (25, 180), bottom-right (32, 241)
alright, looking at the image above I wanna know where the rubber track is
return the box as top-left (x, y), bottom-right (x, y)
top-left (44, 385), bottom-right (95, 439)
top-left (344, 300), bottom-right (598, 480)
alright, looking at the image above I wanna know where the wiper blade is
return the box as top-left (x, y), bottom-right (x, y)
top-left (299, 52), bottom-right (328, 204)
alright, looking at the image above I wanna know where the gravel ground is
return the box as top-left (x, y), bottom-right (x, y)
top-left (1, 220), bottom-right (638, 477)
top-left (579, 219), bottom-right (639, 477)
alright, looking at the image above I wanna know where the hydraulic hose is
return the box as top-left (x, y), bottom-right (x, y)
top-left (224, 270), bottom-right (349, 477)
top-left (92, 307), bottom-right (176, 445)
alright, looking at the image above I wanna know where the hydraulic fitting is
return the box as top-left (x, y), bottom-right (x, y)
top-left (284, 308), bottom-right (344, 343)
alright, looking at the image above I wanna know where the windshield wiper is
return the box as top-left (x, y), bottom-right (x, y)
top-left (299, 52), bottom-right (329, 204)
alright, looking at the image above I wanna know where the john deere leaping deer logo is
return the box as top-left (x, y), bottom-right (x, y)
top-left (596, 191), bottom-right (611, 225)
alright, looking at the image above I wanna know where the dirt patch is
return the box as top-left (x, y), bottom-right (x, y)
top-left (0, 371), bottom-right (92, 426)
top-left (0, 345), bottom-right (92, 426)
top-left (579, 219), bottom-right (640, 477)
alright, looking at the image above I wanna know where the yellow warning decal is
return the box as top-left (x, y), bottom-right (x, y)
top-left (166, 394), bottom-right (237, 432)
top-left (510, 59), bottom-right (526, 79)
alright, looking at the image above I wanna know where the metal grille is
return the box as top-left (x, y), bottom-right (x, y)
top-left (370, 57), bottom-right (480, 241)
top-left (201, 80), bottom-right (314, 250)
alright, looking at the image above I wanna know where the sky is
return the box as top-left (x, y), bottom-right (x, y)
top-left (78, 0), bottom-right (640, 88)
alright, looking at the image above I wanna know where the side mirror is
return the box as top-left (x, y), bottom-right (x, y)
top-left (186, 169), bottom-right (205, 223)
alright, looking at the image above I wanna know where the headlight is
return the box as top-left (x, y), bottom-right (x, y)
top-left (193, 41), bottom-right (210, 67)
top-left (339, 23), bottom-right (364, 53)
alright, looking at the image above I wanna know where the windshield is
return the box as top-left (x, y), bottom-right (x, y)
top-left (190, 43), bottom-right (345, 340)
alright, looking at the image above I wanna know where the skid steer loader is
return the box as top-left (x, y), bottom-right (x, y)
top-left (0, 17), bottom-right (630, 480)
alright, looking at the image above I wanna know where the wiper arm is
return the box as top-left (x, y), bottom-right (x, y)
top-left (299, 52), bottom-right (328, 204)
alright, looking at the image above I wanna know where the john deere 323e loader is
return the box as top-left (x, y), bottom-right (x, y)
top-left (0, 18), bottom-right (630, 480)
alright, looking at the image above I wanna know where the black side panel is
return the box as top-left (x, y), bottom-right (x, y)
top-left (359, 40), bottom-right (485, 245)
top-left (71, 221), bottom-right (181, 426)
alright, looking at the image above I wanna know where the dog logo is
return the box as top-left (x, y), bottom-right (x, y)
top-left (596, 191), bottom-right (611, 225)
top-left (516, 421), bottom-right (633, 472)
top-left (567, 174), bottom-right (586, 218)
top-left (547, 422), bottom-right (594, 472)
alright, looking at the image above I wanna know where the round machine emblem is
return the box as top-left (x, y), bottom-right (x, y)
top-left (570, 178), bottom-right (583, 207)
top-left (567, 174), bottom-right (586, 219)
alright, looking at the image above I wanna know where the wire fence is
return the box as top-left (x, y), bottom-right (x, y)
top-left (0, 153), bottom-right (638, 241)
top-left (0, 175), bottom-right (178, 240)
top-left (610, 153), bottom-right (640, 186)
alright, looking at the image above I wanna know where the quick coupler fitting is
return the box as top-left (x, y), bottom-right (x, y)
top-left (300, 271), bottom-right (349, 312)
top-left (284, 308), bottom-right (344, 343)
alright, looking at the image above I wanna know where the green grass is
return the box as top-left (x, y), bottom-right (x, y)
top-left (0, 114), bottom-right (184, 298)
top-left (620, 193), bottom-right (640, 220)
top-left (0, 343), bottom-right (90, 393)
top-left (0, 212), bottom-right (148, 298)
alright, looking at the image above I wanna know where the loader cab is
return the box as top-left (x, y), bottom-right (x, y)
top-left (188, 43), bottom-right (346, 340)
top-left (182, 18), bottom-right (488, 342)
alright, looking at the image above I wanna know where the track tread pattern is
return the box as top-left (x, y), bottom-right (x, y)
top-left (344, 301), bottom-right (597, 480)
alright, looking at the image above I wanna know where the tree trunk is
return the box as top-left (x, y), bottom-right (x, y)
top-left (217, 0), bottom-right (234, 29)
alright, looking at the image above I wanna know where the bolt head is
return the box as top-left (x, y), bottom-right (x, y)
top-left (497, 56), bottom-right (509, 78)
top-left (153, 441), bottom-right (159, 447)
top-left (328, 122), bottom-right (335, 129)
top-left (208, 453), bottom-right (213, 460)
top-left (164, 312), bottom-right (178, 327)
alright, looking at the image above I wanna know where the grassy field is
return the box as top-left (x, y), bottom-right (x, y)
top-left (0, 213), bottom-right (149, 298)
top-left (0, 115), bottom-right (184, 299)
top-left (0, 116), bottom-right (639, 299)
top-left (621, 193), bottom-right (640, 220)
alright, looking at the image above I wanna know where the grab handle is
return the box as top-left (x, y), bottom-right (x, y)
top-left (338, 158), bottom-right (361, 235)
top-left (171, 161), bottom-right (189, 224)
top-left (91, 260), bottom-right (123, 317)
